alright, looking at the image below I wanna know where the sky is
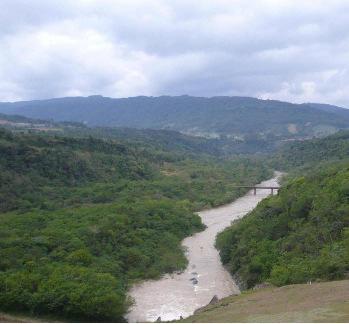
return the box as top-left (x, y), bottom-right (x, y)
top-left (0, 0), bottom-right (349, 107)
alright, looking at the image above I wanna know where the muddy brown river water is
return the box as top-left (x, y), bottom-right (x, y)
top-left (126, 174), bottom-right (281, 322)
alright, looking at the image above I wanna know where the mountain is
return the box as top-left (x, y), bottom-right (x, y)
top-left (304, 102), bottom-right (349, 119)
top-left (1, 95), bottom-right (349, 139)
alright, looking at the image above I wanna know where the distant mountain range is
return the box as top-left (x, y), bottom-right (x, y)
top-left (1, 95), bottom-right (348, 139)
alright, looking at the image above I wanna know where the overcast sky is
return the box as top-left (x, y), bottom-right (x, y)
top-left (1, 0), bottom-right (349, 107)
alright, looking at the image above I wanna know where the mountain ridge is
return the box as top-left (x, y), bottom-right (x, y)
top-left (1, 95), bottom-right (348, 139)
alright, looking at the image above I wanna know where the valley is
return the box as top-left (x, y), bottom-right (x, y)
top-left (0, 99), bottom-right (348, 323)
top-left (0, 123), bottom-right (271, 322)
top-left (2, 2), bottom-right (349, 323)
top-left (127, 175), bottom-right (281, 322)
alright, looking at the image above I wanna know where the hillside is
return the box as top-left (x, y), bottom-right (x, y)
top-left (194, 130), bottom-right (349, 321)
top-left (181, 280), bottom-right (349, 322)
top-left (1, 95), bottom-right (349, 139)
top-left (0, 128), bottom-right (272, 322)
top-left (63, 126), bottom-right (278, 156)
top-left (0, 111), bottom-right (277, 155)
top-left (182, 130), bottom-right (349, 323)
top-left (305, 103), bottom-right (349, 119)
top-left (273, 130), bottom-right (349, 170)
top-left (217, 162), bottom-right (349, 289)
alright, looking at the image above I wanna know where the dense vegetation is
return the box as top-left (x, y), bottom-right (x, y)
top-left (0, 128), bottom-right (272, 213)
top-left (1, 95), bottom-right (348, 139)
top-left (0, 111), bottom-right (278, 155)
top-left (0, 128), bottom-right (271, 321)
top-left (217, 131), bottom-right (349, 289)
top-left (62, 126), bottom-right (278, 156)
top-left (2, 111), bottom-right (348, 321)
top-left (273, 130), bottom-right (349, 169)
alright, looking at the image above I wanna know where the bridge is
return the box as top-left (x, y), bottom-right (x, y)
top-left (233, 186), bottom-right (280, 195)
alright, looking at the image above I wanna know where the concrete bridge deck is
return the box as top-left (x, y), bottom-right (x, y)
top-left (233, 185), bottom-right (280, 195)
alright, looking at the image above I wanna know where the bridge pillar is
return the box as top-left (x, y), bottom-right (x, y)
top-left (271, 188), bottom-right (274, 195)
top-left (253, 188), bottom-right (256, 195)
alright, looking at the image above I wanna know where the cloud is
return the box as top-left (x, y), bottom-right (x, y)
top-left (0, 0), bottom-right (349, 107)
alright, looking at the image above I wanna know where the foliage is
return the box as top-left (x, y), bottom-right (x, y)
top-left (61, 126), bottom-right (278, 156)
top-left (273, 130), bottom-right (349, 170)
top-left (1, 95), bottom-right (348, 140)
top-left (0, 128), bottom-right (271, 321)
top-left (217, 162), bottom-right (349, 288)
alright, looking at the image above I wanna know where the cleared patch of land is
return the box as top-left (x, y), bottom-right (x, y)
top-left (0, 312), bottom-right (61, 323)
top-left (0, 313), bottom-right (41, 323)
top-left (181, 280), bottom-right (349, 323)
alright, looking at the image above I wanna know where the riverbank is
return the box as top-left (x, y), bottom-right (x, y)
top-left (180, 279), bottom-right (349, 322)
top-left (126, 174), bottom-right (281, 322)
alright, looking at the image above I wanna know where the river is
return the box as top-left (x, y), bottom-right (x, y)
top-left (126, 174), bottom-right (281, 322)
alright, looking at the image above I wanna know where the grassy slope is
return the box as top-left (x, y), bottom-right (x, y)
top-left (182, 280), bottom-right (349, 323)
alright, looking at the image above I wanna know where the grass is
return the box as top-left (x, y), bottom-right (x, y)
top-left (180, 280), bottom-right (349, 323)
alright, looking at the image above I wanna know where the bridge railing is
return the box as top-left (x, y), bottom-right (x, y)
top-left (232, 186), bottom-right (280, 195)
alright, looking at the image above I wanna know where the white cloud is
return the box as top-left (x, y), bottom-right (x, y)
top-left (0, 0), bottom-right (349, 107)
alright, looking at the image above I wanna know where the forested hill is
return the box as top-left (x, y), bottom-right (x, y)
top-left (217, 131), bottom-right (349, 290)
top-left (217, 161), bottom-right (349, 289)
top-left (0, 111), bottom-right (278, 155)
top-left (1, 95), bottom-right (349, 139)
top-left (0, 128), bottom-right (272, 321)
top-left (273, 130), bottom-right (349, 169)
